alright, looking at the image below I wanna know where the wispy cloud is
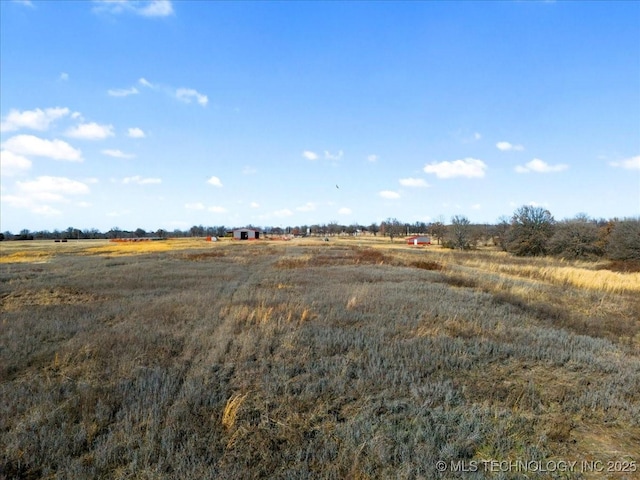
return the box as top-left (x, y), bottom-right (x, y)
top-left (515, 158), bottom-right (568, 173)
top-left (296, 202), bottom-right (317, 212)
top-left (423, 158), bottom-right (487, 179)
top-left (242, 166), bottom-right (257, 175)
top-left (338, 207), bottom-right (352, 215)
top-left (207, 176), bottom-right (223, 187)
top-left (250, 201), bottom-right (260, 208)
top-left (108, 86), bottom-right (139, 97)
top-left (609, 155), bottom-right (640, 171)
top-left (137, 77), bottom-right (208, 107)
top-left (102, 149), bottom-right (135, 159)
top-left (176, 88), bottom-right (208, 106)
top-left (399, 177), bottom-right (429, 188)
top-left (208, 206), bottom-right (227, 213)
top-left (302, 150), bottom-right (319, 161)
top-left (185, 202), bottom-right (205, 210)
top-left (59, 72), bottom-right (69, 81)
top-left (2, 134), bottom-right (83, 161)
top-left (93, 0), bottom-right (174, 17)
top-left (379, 190), bottom-right (401, 199)
top-left (139, 77), bottom-right (155, 88)
top-left (17, 176), bottom-right (90, 198)
top-left (1, 107), bottom-right (70, 132)
top-left (496, 141), bottom-right (524, 151)
top-left (0, 150), bottom-right (32, 177)
top-left (273, 208), bottom-right (293, 217)
top-left (3, 175), bottom-right (91, 215)
top-left (12, 0), bottom-right (34, 7)
top-left (324, 150), bottom-right (343, 161)
top-left (122, 175), bottom-right (161, 185)
top-left (128, 127), bottom-right (146, 138)
top-left (367, 154), bottom-right (378, 163)
top-left (66, 122), bottom-right (114, 140)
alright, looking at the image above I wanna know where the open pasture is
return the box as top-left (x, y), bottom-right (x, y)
top-left (1, 238), bottom-right (639, 479)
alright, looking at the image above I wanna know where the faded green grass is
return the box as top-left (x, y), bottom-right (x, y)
top-left (1, 242), bottom-right (638, 478)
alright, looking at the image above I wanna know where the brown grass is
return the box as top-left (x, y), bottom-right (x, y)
top-left (1, 237), bottom-right (638, 478)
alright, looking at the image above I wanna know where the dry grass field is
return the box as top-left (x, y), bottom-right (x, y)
top-left (1, 238), bottom-right (639, 479)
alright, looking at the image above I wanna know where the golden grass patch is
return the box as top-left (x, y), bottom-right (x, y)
top-left (222, 393), bottom-right (248, 431)
top-left (1, 288), bottom-right (99, 311)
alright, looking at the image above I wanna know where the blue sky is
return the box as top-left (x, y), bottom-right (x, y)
top-left (1, 0), bottom-right (638, 233)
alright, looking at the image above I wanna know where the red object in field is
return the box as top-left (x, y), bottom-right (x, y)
top-left (406, 235), bottom-right (431, 246)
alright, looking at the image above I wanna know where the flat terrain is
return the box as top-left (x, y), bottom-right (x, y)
top-left (1, 238), bottom-right (639, 479)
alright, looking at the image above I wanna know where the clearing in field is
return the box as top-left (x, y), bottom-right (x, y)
top-left (1, 238), bottom-right (638, 479)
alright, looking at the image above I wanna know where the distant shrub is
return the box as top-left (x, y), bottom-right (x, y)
top-left (606, 218), bottom-right (640, 261)
top-left (548, 219), bottom-right (603, 259)
top-left (411, 260), bottom-right (443, 271)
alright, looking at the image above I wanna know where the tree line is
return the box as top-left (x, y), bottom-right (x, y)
top-left (2, 205), bottom-right (638, 262)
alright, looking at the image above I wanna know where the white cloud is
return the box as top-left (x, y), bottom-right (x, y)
top-left (423, 158), bottom-right (487, 179)
top-left (324, 150), bottom-right (343, 161)
top-left (302, 150), bottom-right (319, 161)
top-left (207, 176), bottom-right (223, 187)
top-left (273, 208), bottom-right (293, 217)
top-left (379, 190), bottom-right (401, 199)
top-left (93, 0), bottom-right (174, 17)
top-left (460, 131), bottom-right (482, 143)
top-left (102, 149), bottom-right (135, 159)
top-left (528, 201), bottom-right (549, 208)
top-left (176, 88), bottom-right (208, 106)
top-left (338, 207), bottom-right (352, 215)
top-left (250, 201), bottom-right (260, 208)
top-left (1, 150), bottom-right (32, 176)
top-left (59, 72), bottom-right (69, 81)
top-left (296, 202), bottom-right (316, 212)
top-left (367, 154), bottom-right (378, 163)
top-left (108, 86), bottom-right (139, 97)
top-left (128, 127), bottom-right (146, 138)
top-left (122, 175), bottom-right (161, 185)
top-left (1, 107), bottom-right (70, 132)
top-left (66, 122), bottom-right (114, 140)
top-left (185, 202), bottom-right (205, 210)
top-left (17, 176), bottom-right (90, 200)
top-left (1, 192), bottom-right (64, 216)
top-left (399, 177), bottom-right (429, 188)
top-left (515, 158), bottom-right (568, 173)
top-left (609, 155), bottom-right (640, 170)
top-left (13, 0), bottom-right (34, 7)
top-left (139, 0), bottom-right (173, 16)
top-left (496, 141), bottom-right (524, 151)
top-left (208, 206), bottom-right (227, 213)
top-left (137, 78), bottom-right (208, 106)
top-left (139, 77), bottom-right (155, 88)
top-left (2, 134), bottom-right (83, 161)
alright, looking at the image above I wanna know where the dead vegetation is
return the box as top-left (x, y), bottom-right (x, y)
top-left (1, 239), bottom-right (638, 479)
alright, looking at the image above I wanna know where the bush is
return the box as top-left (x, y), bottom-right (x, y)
top-left (548, 218), bottom-right (603, 259)
top-left (606, 218), bottom-right (640, 261)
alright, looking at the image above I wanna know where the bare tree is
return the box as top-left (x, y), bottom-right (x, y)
top-left (606, 218), bottom-right (640, 261)
top-left (506, 205), bottom-right (555, 256)
top-left (429, 220), bottom-right (447, 245)
top-left (448, 215), bottom-right (472, 250)
top-left (548, 216), bottom-right (603, 259)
